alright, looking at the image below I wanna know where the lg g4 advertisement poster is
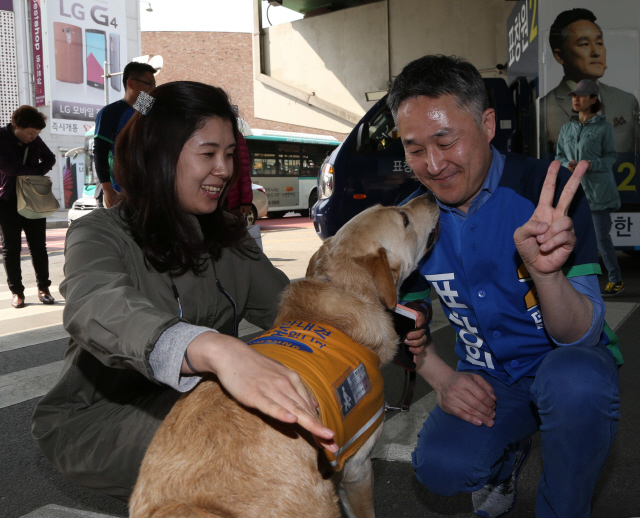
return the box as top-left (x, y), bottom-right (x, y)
top-left (45, 0), bottom-right (128, 135)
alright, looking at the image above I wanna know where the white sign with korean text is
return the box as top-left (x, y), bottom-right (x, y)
top-left (50, 118), bottom-right (94, 136)
top-left (508, 1), bottom-right (530, 67)
top-left (611, 212), bottom-right (640, 248)
top-left (507, 0), bottom-right (538, 85)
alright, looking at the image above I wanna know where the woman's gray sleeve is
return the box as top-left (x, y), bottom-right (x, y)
top-left (150, 322), bottom-right (217, 392)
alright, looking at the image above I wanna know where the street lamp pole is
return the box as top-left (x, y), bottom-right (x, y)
top-left (103, 61), bottom-right (109, 106)
top-left (103, 62), bottom-right (124, 107)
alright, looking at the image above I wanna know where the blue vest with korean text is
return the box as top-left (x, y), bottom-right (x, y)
top-left (412, 154), bottom-right (604, 384)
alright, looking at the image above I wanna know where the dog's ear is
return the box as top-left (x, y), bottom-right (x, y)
top-left (356, 247), bottom-right (398, 309)
top-left (306, 237), bottom-right (333, 278)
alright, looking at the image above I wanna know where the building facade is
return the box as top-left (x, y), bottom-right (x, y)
top-left (141, 30), bottom-right (348, 140)
top-left (252, 0), bottom-right (513, 135)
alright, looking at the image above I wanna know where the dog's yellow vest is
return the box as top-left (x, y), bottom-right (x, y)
top-left (247, 320), bottom-right (385, 471)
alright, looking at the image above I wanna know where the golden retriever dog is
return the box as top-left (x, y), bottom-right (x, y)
top-left (129, 194), bottom-right (439, 518)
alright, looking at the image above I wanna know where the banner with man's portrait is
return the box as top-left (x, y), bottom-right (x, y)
top-left (537, 0), bottom-right (640, 209)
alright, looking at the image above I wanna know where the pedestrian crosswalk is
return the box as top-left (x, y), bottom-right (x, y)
top-left (0, 285), bottom-right (61, 301)
top-left (0, 360), bottom-right (64, 409)
top-left (1, 283), bottom-right (638, 517)
top-left (0, 292), bottom-right (450, 412)
top-left (0, 323), bottom-right (67, 352)
top-left (0, 286), bottom-right (64, 338)
top-left (1, 294), bottom-right (636, 414)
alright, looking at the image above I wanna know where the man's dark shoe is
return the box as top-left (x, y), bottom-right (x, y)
top-left (38, 288), bottom-right (55, 305)
top-left (12, 293), bottom-right (25, 308)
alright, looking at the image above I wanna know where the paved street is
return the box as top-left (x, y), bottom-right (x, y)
top-left (1, 215), bottom-right (640, 518)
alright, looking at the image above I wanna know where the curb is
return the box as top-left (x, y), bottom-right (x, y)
top-left (19, 504), bottom-right (121, 518)
top-left (46, 220), bottom-right (68, 229)
top-left (46, 210), bottom-right (70, 229)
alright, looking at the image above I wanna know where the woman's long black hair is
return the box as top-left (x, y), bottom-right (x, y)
top-left (114, 81), bottom-right (249, 276)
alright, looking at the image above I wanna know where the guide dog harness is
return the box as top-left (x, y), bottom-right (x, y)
top-left (247, 320), bottom-right (384, 471)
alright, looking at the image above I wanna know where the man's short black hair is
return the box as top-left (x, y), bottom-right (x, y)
top-left (387, 54), bottom-right (490, 127)
top-left (123, 62), bottom-right (157, 90)
top-left (549, 8), bottom-right (601, 55)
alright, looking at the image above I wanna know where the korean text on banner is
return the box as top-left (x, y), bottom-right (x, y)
top-left (30, 0), bottom-right (45, 106)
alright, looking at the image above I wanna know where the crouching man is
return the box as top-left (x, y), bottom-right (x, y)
top-left (392, 54), bottom-right (621, 518)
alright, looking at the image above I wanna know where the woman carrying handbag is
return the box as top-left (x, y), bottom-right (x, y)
top-left (0, 106), bottom-right (56, 308)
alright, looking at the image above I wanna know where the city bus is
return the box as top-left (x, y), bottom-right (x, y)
top-left (245, 129), bottom-right (341, 217)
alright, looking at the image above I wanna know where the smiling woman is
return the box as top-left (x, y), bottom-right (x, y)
top-left (113, 82), bottom-right (245, 275)
top-left (175, 117), bottom-right (236, 216)
top-left (31, 81), bottom-right (336, 502)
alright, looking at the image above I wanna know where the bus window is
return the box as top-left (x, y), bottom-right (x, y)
top-left (301, 144), bottom-right (329, 178)
top-left (277, 143), bottom-right (301, 176)
top-left (251, 151), bottom-right (277, 176)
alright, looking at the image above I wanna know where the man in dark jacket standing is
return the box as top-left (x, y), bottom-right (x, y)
top-left (0, 106), bottom-right (56, 308)
top-left (93, 61), bottom-right (156, 208)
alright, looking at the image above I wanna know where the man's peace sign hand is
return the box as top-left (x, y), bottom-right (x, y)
top-left (513, 160), bottom-right (588, 277)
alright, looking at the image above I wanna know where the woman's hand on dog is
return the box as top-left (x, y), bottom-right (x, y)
top-left (183, 332), bottom-right (338, 452)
